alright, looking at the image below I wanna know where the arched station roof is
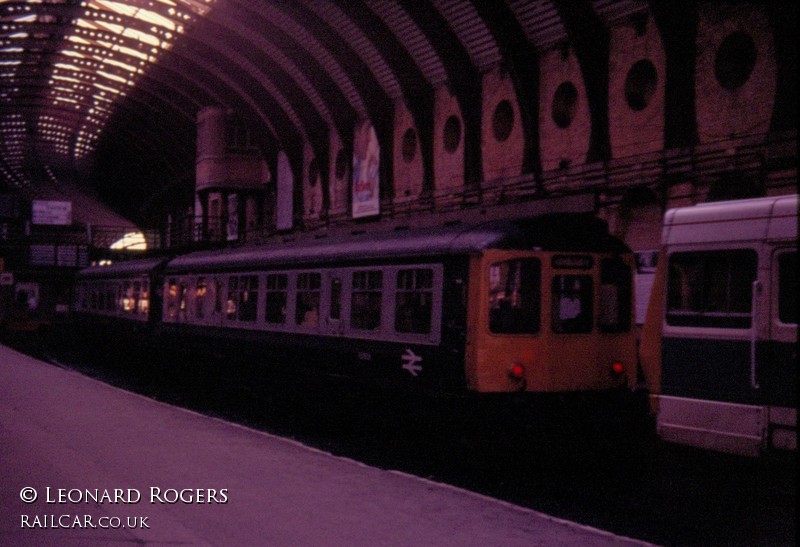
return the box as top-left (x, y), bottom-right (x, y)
top-left (1, 0), bottom-right (683, 224)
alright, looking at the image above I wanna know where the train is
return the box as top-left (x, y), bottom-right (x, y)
top-left (640, 194), bottom-right (797, 457)
top-left (70, 213), bottom-right (640, 418)
top-left (52, 195), bottom-right (800, 456)
top-left (1, 199), bottom-right (790, 547)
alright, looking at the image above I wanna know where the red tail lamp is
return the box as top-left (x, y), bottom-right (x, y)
top-left (509, 362), bottom-right (526, 380)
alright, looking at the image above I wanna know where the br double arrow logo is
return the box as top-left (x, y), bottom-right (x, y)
top-left (401, 348), bottom-right (423, 377)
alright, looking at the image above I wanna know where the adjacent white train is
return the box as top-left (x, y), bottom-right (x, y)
top-left (641, 194), bottom-right (797, 456)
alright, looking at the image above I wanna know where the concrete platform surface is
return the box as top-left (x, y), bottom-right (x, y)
top-left (1, 343), bottom-right (651, 546)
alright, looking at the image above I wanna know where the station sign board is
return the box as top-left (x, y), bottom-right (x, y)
top-left (32, 200), bottom-right (72, 225)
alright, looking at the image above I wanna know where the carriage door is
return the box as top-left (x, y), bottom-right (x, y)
top-left (467, 251), bottom-right (541, 393)
top-left (325, 273), bottom-right (344, 336)
top-left (664, 249), bottom-right (759, 399)
top-left (763, 249), bottom-right (797, 450)
top-left (661, 248), bottom-right (762, 454)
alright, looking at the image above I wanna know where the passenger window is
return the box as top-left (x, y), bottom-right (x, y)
top-left (395, 268), bottom-right (433, 334)
top-left (667, 250), bottom-right (757, 328)
top-left (778, 252), bottom-right (797, 324)
top-left (139, 280), bottom-right (149, 315)
top-left (552, 275), bottom-right (592, 333)
top-left (329, 277), bottom-right (342, 320)
top-left (166, 278), bottom-right (179, 320)
top-left (98, 284), bottom-right (106, 311)
top-left (224, 275), bottom-right (259, 322)
top-left (178, 281), bottom-right (188, 319)
top-left (295, 273), bottom-right (321, 327)
top-left (488, 259), bottom-right (540, 334)
top-left (236, 275), bottom-right (259, 322)
top-left (131, 281), bottom-right (141, 315)
top-left (195, 277), bottom-right (207, 319)
top-left (599, 258), bottom-right (632, 332)
top-left (265, 273), bottom-right (288, 324)
top-left (121, 281), bottom-right (133, 313)
top-left (78, 284), bottom-right (85, 310)
top-left (213, 278), bottom-right (223, 315)
top-left (110, 283), bottom-right (118, 312)
top-left (226, 277), bottom-right (238, 319)
top-left (351, 270), bottom-right (383, 330)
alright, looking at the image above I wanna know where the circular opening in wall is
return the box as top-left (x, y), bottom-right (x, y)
top-left (401, 127), bottom-right (417, 163)
top-left (492, 100), bottom-right (514, 142)
top-left (334, 149), bottom-right (347, 180)
top-left (443, 115), bottom-right (462, 153)
top-left (552, 82), bottom-right (578, 129)
top-left (624, 59), bottom-right (658, 111)
top-left (308, 158), bottom-right (319, 187)
top-left (714, 31), bottom-right (757, 90)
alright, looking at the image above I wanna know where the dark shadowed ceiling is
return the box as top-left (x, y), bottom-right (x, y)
top-left (2, 0), bottom-right (659, 226)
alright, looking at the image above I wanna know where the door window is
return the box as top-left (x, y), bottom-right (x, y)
top-left (351, 270), bottom-right (383, 330)
top-left (295, 272), bottom-right (321, 327)
top-left (395, 268), bottom-right (434, 334)
top-left (778, 251), bottom-right (797, 325)
top-left (667, 250), bottom-right (757, 328)
top-left (265, 273), bottom-right (288, 324)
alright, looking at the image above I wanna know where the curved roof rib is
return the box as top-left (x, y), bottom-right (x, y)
top-left (1, 0), bottom-right (687, 228)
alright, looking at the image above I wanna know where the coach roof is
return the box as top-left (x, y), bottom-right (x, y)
top-left (76, 257), bottom-right (169, 279)
top-left (165, 221), bottom-right (516, 273)
top-left (163, 215), bottom-right (625, 273)
top-left (662, 194), bottom-right (798, 246)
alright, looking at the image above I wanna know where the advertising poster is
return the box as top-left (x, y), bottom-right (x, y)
top-left (352, 120), bottom-right (380, 218)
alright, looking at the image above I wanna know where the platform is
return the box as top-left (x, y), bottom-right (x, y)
top-left (0, 343), bottom-right (650, 546)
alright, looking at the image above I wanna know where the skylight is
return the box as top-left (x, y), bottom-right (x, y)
top-left (0, 0), bottom-right (215, 187)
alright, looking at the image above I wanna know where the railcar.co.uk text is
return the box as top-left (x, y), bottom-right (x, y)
top-left (18, 486), bottom-right (228, 530)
